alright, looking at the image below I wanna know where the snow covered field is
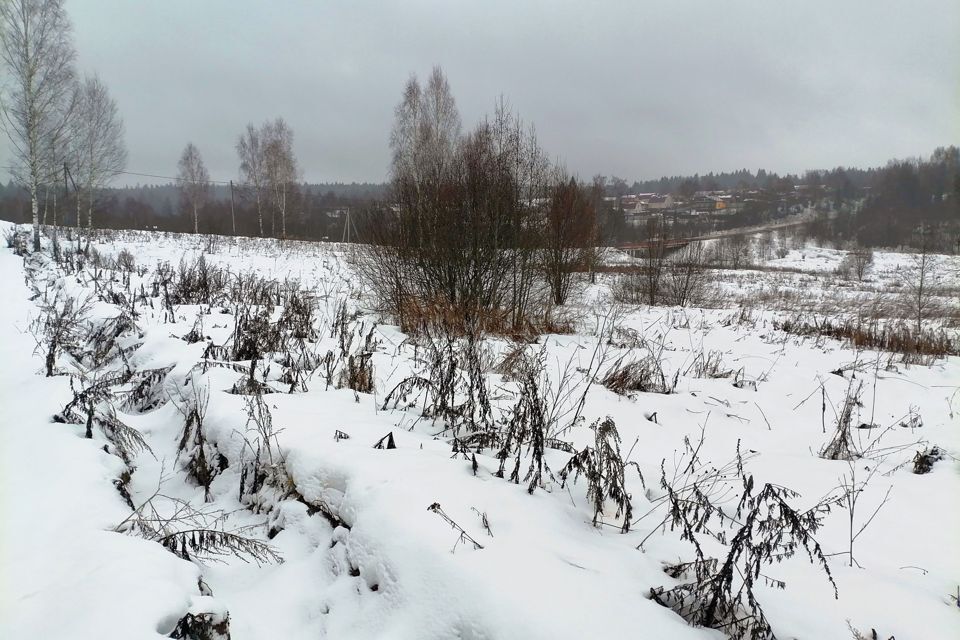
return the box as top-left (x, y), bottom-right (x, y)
top-left (1, 224), bottom-right (958, 640)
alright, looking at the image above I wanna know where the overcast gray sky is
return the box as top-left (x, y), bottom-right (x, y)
top-left (5, 0), bottom-right (960, 185)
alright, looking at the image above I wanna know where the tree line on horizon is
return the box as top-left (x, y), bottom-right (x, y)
top-left (3, 142), bottom-right (954, 250)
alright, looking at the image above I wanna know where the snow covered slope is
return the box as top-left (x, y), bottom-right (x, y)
top-left (1, 225), bottom-right (958, 639)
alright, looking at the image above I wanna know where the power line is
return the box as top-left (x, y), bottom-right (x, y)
top-left (111, 169), bottom-right (236, 185)
top-left (1, 165), bottom-right (236, 185)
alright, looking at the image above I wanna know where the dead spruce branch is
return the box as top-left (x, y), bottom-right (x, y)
top-left (115, 469), bottom-right (282, 567)
top-left (160, 528), bottom-right (282, 566)
top-left (32, 288), bottom-right (94, 376)
top-left (54, 370), bottom-right (153, 463)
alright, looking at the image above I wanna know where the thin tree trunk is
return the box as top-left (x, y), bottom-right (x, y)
top-left (83, 192), bottom-right (94, 254)
top-left (281, 183), bottom-right (287, 239)
top-left (256, 188), bottom-right (263, 237)
top-left (31, 181), bottom-right (40, 252)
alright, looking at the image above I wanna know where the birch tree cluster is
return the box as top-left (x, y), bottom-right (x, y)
top-left (236, 118), bottom-right (299, 239)
top-left (354, 66), bottom-right (599, 332)
top-left (0, 0), bottom-right (126, 251)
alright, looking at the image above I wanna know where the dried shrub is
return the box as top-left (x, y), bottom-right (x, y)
top-left (820, 381), bottom-right (863, 461)
top-left (396, 297), bottom-right (573, 340)
top-left (602, 355), bottom-right (677, 396)
top-left (684, 349), bottom-right (732, 379)
top-left (846, 622), bottom-right (894, 640)
top-left (351, 92), bottom-right (560, 336)
top-left (172, 255), bottom-right (229, 306)
top-left (174, 381), bottom-right (226, 502)
top-left (494, 339), bottom-right (531, 380)
top-left (383, 318), bottom-right (493, 444)
top-left (493, 322), bottom-right (617, 494)
top-left (169, 610), bottom-right (231, 640)
top-left (326, 306), bottom-right (379, 394)
top-left (559, 416), bottom-right (641, 532)
top-left (663, 242), bottom-right (714, 307)
top-left (427, 502), bottom-right (484, 552)
top-left (912, 445), bottom-right (943, 474)
top-left (4, 226), bottom-right (29, 255)
top-left (238, 394), bottom-right (291, 509)
top-left (114, 247), bottom-right (137, 273)
top-left (651, 466), bottom-right (838, 640)
top-left (836, 245), bottom-right (873, 281)
top-left (775, 316), bottom-right (956, 360)
top-left (495, 348), bottom-right (553, 493)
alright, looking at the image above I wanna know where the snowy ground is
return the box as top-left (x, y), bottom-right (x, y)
top-left (1, 224), bottom-right (958, 640)
top-left (607, 239), bottom-right (960, 324)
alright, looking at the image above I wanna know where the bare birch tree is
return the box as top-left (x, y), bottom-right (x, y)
top-left (237, 123), bottom-right (266, 237)
top-left (68, 73), bottom-right (126, 233)
top-left (263, 117), bottom-right (297, 239)
top-left (904, 231), bottom-right (937, 335)
top-left (0, 0), bottom-right (76, 251)
top-left (177, 142), bottom-right (209, 234)
top-left (389, 67), bottom-right (461, 244)
top-left (420, 66), bottom-right (461, 192)
top-left (389, 76), bottom-right (423, 196)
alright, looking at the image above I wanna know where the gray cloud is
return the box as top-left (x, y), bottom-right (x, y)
top-left (4, 0), bottom-right (959, 185)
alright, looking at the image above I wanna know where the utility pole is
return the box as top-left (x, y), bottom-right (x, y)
top-left (229, 180), bottom-right (237, 236)
top-left (341, 207), bottom-right (352, 244)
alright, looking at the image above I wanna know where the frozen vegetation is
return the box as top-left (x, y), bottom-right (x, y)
top-left (1, 223), bottom-right (958, 640)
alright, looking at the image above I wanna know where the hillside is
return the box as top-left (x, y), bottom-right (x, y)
top-left (1, 224), bottom-right (958, 639)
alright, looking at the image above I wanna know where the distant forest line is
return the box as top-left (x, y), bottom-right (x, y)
top-left (1, 146), bottom-right (957, 250)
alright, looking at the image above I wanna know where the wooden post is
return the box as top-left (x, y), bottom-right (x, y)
top-left (229, 180), bottom-right (237, 236)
